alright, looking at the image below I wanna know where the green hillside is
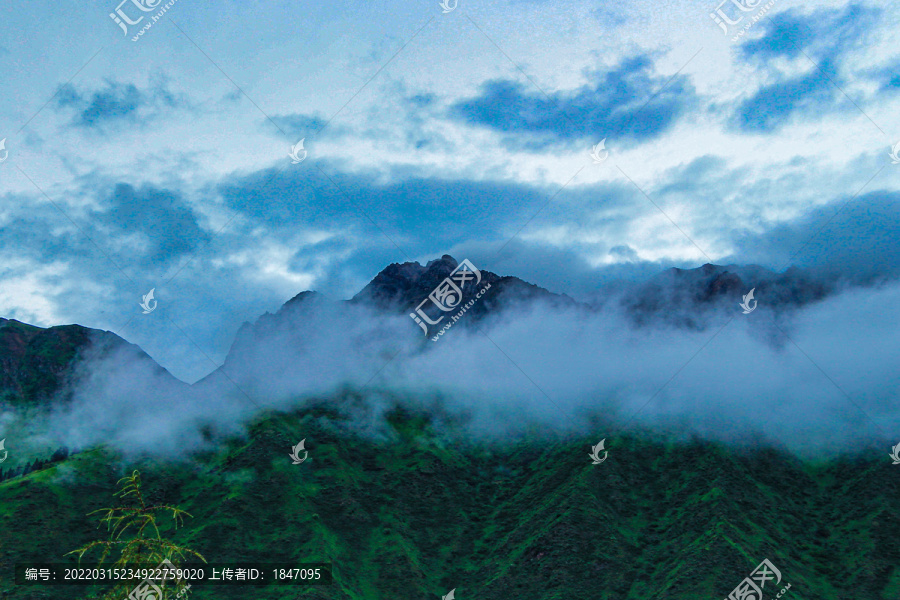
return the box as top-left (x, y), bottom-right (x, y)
top-left (1, 403), bottom-right (899, 599)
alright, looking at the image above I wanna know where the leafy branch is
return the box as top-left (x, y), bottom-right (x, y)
top-left (67, 470), bottom-right (205, 599)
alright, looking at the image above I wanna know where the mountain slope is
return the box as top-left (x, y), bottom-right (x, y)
top-left (2, 258), bottom-right (894, 599)
top-left (1, 404), bottom-right (899, 599)
top-left (0, 318), bottom-right (176, 408)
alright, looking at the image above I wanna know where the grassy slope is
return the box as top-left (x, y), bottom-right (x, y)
top-left (0, 320), bottom-right (94, 407)
top-left (1, 406), bottom-right (899, 600)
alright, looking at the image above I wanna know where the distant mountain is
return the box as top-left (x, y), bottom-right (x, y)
top-left (620, 263), bottom-right (832, 328)
top-left (351, 254), bottom-right (577, 317)
top-left (199, 255), bottom-right (577, 389)
top-left (241, 256), bottom-right (839, 350)
top-left (1, 257), bottom-right (843, 401)
top-left (214, 256), bottom-right (839, 378)
top-left (0, 318), bottom-right (180, 408)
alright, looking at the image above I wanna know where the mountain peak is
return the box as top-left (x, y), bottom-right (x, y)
top-left (279, 290), bottom-right (323, 313)
top-left (351, 255), bottom-right (465, 310)
top-left (425, 254), bottom-right (458, 270)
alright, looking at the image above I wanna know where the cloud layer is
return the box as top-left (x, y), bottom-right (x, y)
top-left (19, 272), bottom-right (897, 461)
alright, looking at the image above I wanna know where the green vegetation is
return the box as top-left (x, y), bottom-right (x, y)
top-left (1, 404), bottom-right (899, 599)
top-left (0, 320), bottom-right (96, 407)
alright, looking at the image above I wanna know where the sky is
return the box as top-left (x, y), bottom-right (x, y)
top-left (1, 0), bottom-right (900, 383)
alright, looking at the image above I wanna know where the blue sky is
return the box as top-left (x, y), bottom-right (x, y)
top-left (1, 0), bottom-right (899, 382)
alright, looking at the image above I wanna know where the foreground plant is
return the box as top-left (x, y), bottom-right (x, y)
top-left (67, 470), bottom-right (205, 599)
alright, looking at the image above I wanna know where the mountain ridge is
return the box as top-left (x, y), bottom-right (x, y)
top-left (0, 318), bottom-right (174, 408)
top-left (0, 257), bottom-right (845, 403)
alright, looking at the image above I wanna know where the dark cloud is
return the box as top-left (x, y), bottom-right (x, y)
top-left (732, 5), bottom-right (880, 133)
top-left (0, 181), bottom-right (205, 274)
top-left (407, 93), bottom-right (436, 108)
top-left (654, 155), bottom-right (730, 197)
top-left (743, 4), bottom-right (877, 64)
top-left (449, 54), bottom-right (698, 146)
top-left (737, 9), bottom-right (815, 62)
top-left (609, 244), bottom-right (639, 261)
top-left (92, 183), bottom-right (208, 265)
top-left (217, 164), bottom-right (349, 229)
top-left (731, 68), bottom-right (836, 133)
top-left (725, 190), bottom-right (900, 282)
top-left (0, 196), bottom-right (81, 264)
top-left (864, 60), bottom-right (900, 94)
top-left (877, 70), bottom-right (900, 93)
top-left (197, 159), bottom-right (665, 305)
top-left (218, 161), bottom-right (553, 258)
top-left (54, 79), bottom-right (186, 128)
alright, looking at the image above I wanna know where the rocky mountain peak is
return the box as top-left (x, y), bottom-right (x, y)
top-left (352, 254), bottom-right (471, 311)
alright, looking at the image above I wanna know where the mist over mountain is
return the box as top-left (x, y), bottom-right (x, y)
top-left (1, 257), bottom-right (897, 460)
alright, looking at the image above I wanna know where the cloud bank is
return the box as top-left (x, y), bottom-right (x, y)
top-left (27, 275), bottom-right (900, 460)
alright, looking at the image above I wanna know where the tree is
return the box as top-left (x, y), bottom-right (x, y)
top-left (67, 470), bottom-right (205, 599)
top-left (50, 446), bottom-right (69, 462)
